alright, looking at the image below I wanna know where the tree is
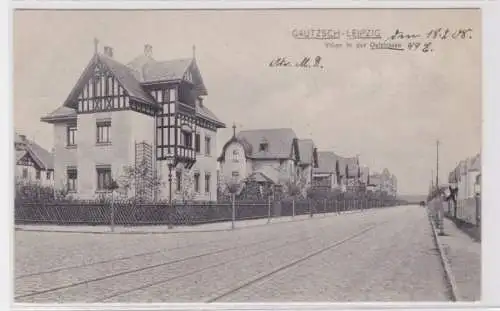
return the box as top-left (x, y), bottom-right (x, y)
top-left (218, 175), bottom-right (244, 200)
top-left (178, 168), bottom-right (196, 202)
top-left (119, 159), bottom-right (164, 202)
top-left (282, 167), bottom-right (310, 199)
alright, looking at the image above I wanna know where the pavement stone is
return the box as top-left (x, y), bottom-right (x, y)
top-left (14, 206), bottom-right (456, 303)
top-left (437, 216), bottom-right (481, 301)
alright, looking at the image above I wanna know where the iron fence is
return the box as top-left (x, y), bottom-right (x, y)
top-left (15, 197), bottom-right (399, 227)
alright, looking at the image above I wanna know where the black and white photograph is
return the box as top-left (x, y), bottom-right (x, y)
top-left (12, 7), bottom-right (482, 304)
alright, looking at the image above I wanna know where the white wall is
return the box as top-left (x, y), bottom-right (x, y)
top-left (75, 111), bottom-right (134, 199)
top-left (53, 122), bottom-right (77, 191)
top-left (219, 142), bottom-right (247, 184)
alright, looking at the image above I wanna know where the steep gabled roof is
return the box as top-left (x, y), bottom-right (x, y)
top-left (14, 133), bottom-right (54, 170)
top-left (63, 53), bottom-right (158, 109)
top-left (338, 156), bottom-right (359, 177)
top-left (297, 139), bottom-right (315, 165)
top-left (196, 102), bottom-right (225, 128)
top-left (127, 55), bottom-right (207, 96)
top-left (236, 128), bottom-right (298, 159)
top-left (314, 151), bottom-right (338, 174)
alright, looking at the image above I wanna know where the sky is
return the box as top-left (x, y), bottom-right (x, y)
top-left (13, 9), bottom-right (481, 195)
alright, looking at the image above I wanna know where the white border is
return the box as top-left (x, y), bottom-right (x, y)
top-left (4, 1), bottom-right (500, 311)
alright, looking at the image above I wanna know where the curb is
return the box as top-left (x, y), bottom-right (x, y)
top-left (15, 210), bottom-right (359, 235)
top-left (426, 207), bottom-right (462, 301)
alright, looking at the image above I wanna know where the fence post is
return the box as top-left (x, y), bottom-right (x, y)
top-left (110, 190), bottom-right (115, 232)
top-left (323, 199), bottom-right (327, 216)
top-left (475, 194), bottom-right (480, 229)
top-left (267, 196), bottom-right (271, 224)
top-left (231, 193), bottom-right (236, 230)
top-left (292, 199), bottom-right (295, 218)
top-left (309, 199), bottom-right (313, 218)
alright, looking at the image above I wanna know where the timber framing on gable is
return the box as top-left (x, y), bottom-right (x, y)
top-left (63, 54), bottom-right (157, 117)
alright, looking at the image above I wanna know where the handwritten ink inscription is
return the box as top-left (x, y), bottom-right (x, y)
top-left (289, 27), bottom-right (474, 54)
top-left (269, 56), bottom-right (324, 69)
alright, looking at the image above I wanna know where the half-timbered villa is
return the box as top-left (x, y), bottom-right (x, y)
top-left (14, 133), bottom-right (54, 186)
top-left (217, 127), bottom-right (317, 198)
top-left (41, 42), bottom-right (225, 201)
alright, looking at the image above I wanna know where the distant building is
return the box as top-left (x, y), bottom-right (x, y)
top-left (368, 169), bottom-right (397, 196)
top-left (41, 43), bottom-right (225, 201)
top-left (449, 153), bottom-right (480, 200)
top-left (312, 151), bottom-right (339, 190)
top-left (218, 127), bottom-right (318, 197)
top-left (14, 133), bottom-right (54, 186)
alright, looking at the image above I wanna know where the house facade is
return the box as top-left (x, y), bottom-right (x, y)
top-left (14, 133), bottom-right (54, 186)
top-left (449, 153), bottom-right (481, 201)
top-left (41, 43), bottom-right (225, 201)
top-left (312, 151), bottom-right (339, 190)
top-left (367, 169), bottom-right (397, 196)
top-left (312, 151), bottom-right (361, 192)
top-left (217, 128), bottom-right (317, 197)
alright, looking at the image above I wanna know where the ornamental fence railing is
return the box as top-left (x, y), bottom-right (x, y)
top-left (15, 197), bottom-right (401, 227)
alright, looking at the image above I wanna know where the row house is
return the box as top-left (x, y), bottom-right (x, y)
top-left (217, 127), bottom-right (318, 198)
top-left (14, 133), bottom-right (54, 187)
top-left (448, 153), bottom-right (481, 201)
top-left (41, 43), bottom-right (225, 201)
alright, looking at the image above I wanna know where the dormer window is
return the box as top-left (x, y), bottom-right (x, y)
top-left (259, 142), bottom-right (269, 152)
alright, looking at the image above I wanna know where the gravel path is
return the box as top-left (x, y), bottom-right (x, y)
top-left (14, 206), bottom-right (451, 302)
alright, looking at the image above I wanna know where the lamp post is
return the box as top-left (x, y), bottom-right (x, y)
top-left (166, 157), bottom-right (176, 229)
top-left (108, 179), bottom-right (119, 232)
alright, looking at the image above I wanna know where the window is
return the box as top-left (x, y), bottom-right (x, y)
top-left (46, 171), bottom-right (51, 180)
top-left (205, 173), bottom-right (211, 193)
top-left (96, 121), bottom-right (111, 144)
top-left (195, 134), bottom-right (201, 153)
top-left (67, 168), bottom-right (77, 192)
top-left (22, 168), bottom-right (28, 179)
top-left (169, 88), bottom-right (177, 102)
top-left (35, 169), bottom-right (41, 180)
top-left (182, 131), bottom-right (192, 148)
top-left (232, 150), bottom-right (239, 162)
top-left (96, 166), bottom-right (112, 191)
top-left (259, 143), bottom-right (269, 152)
top-left (232, 171), bottom-right (239, 178)
top-left (67, 125), bottom-right (77, 146)
top-left (176, 171), bottom-right (182, 191)
top-left (194, 173), bottom-right (200, 193)
top-left (205, 136), bottom-right (211, 156)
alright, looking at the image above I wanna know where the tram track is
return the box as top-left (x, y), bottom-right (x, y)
top-left (205, 224), bottom-right (378, 302)
top-left (96, 221), bottom-right (388, 302)
top-left (15, 214), bottom-right (349, 301)
top-left (16, 210), bottom-right (352, 280)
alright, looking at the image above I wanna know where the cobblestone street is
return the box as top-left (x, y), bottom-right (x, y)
top-left (15, 206), bottom-right (455, 303)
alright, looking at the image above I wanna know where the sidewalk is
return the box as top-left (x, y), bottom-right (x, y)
top-left (434, 216), bottom-right (481, 301)
top-left (15, 211), bottom-right (356, 235)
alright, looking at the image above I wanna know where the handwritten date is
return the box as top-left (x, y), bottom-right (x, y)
top-left (269, 56), bottom-right (323, 68)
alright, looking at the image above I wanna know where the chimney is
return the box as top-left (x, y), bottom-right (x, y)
top-left (144, 44), bottom-right (153, 57)
top-left (103, 46), bottom-right (114, 58)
